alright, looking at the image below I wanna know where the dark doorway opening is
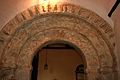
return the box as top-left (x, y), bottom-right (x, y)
top-left (31, 52), bottom-right (39, 80)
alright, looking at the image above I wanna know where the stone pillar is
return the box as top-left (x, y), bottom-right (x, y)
top-left (15, 66), bottom-right (32, 80)
top-left (86, 68), bottom-right (100, 80)
top-left (99, 67), bottom-right (116, 80)
top-left (0, 67), bottom-right (16, 80)
top-left (112, 69), bottom-right (118, 80)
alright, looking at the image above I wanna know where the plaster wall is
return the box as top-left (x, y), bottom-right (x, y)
top-left (0, 0), bottom-right (115, 30)
top-left (112, 5), bottom-right (120, 79)
top-left (37, 49), bottom-right (83, 80)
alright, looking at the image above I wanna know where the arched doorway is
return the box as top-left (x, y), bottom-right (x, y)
top-left (0, 3), bottom-right (118, 80)
top-left (31, 41), bottom-right (87, 80)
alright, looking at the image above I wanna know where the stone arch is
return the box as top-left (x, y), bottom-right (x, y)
top-left (31, 40), bottom-right (87, 80)
top-left (15, 28), bottom-right (99, 80)
top-left (0, 3), bottom-right (117, 80)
